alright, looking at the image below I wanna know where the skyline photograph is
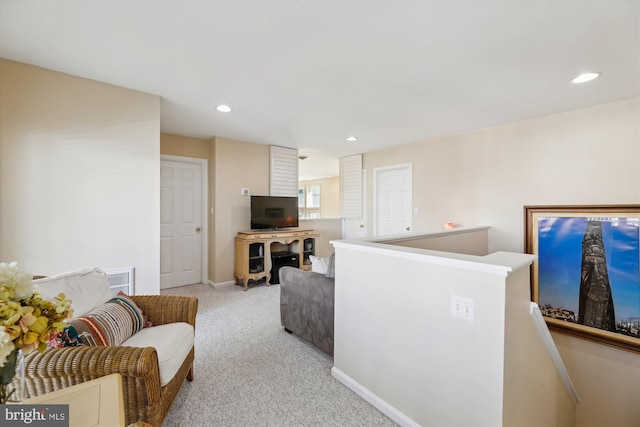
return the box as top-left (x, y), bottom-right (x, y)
top-left (537, 216), bottom-right (640, 325)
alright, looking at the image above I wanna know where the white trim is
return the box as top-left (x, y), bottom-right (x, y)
top-left (530, 302), bottom-right (581, 405)
top-left (373, 163), bottom-right (412, 236)
top-left (160, 154), bottom-right (209, 286)
top-left (331, 367), bottom-right (420, 427)
top-left (330, 226), bottom-right (536, 277)
top-left (332, 239), bottom-right (517, 276)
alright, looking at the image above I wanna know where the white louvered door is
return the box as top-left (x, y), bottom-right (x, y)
top-left (340, 154), bottom-right (366, 238)
top-left (270, 146), bottom-right (299, 197)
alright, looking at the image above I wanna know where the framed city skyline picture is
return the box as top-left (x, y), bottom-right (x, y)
top-left (525, 205), bottom-right (640, 353)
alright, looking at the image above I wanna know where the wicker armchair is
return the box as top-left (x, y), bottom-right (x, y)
top-left (21, 294), bottom-right (198, 427)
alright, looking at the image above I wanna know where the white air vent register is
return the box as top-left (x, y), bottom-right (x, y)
top-left (105, 267), bottom-right (135, 296)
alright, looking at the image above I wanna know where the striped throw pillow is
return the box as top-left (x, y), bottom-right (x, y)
top-left (69, 293), bottom-right (146, 346)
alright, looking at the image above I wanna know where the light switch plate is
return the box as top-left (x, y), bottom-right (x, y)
top-left (241, 188), bottom-right (250, 196)
top-left (451, 295), bottom-right (475, 322)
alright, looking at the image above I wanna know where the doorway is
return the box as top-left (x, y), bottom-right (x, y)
top-left (160, 155), bottom-right (208, 289)
top-left (374, 163), bottom-right (412, 236)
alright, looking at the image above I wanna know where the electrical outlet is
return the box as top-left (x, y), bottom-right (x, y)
top-left (451, 295), bottom-right (475, 322)
top-left (241, 188), bottom-right (250, 196)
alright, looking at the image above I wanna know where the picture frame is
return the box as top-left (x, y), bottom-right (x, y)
top-left (524, 205), bottom-right (640, 353)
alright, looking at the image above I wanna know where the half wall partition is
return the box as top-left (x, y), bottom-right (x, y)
top-left (331, 226), bottom-right (578, 427)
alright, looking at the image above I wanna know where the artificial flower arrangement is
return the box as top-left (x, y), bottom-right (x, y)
top-left (0, 262), bottom-right (73, 404)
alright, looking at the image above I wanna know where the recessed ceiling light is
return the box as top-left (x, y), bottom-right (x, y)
top-left (346, 136), bottom-right (358, 142)
top-left (216, 104), bottom-right (232, 113)
top-left (571, 72), bottom-right (601, 84)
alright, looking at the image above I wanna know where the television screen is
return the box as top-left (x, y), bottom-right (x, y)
top-left (251, 196), bottom-right (299, 230)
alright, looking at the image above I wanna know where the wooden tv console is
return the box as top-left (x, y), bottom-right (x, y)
top-left (234, 228), bottom-right (318, 290)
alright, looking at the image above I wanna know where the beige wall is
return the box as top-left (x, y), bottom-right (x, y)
top-left (160, 133), bottom-right (215, 283)
top-left (364, 97), bottom-right (639, 253)
top-left (553, 332), bottom-right (640, 427)
top-left (384, 227), bottom-right (489, 256)
top-left (160, 133), bottom-right (341, 283)
top-left (159, 134), bottom-right (288, 284)
top-left (161, 132), bottom-right (210, 160)
top-left (0, 59), bottom-right (161, 294)
top-left (362, 97), bottom-right (640, 427)
top-left (299, 218), bottom-right (342, 257)
top-left (299, 176), bottom-right (340, 218)
top-left (160, 133), bottom-right (271, 284)
top-left (502, 266), bottom-right (576, 427)
top-left (213, 137), bottom-right (270, 283)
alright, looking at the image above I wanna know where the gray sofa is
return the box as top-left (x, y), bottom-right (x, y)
top-left (279, 266), bottom-right (335, 355)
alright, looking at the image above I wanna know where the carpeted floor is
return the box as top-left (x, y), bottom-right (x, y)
top-left (161, 282), bottom-right (396, 427)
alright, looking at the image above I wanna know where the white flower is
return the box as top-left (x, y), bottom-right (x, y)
top-left (0, 261), bottom-right (34, 301)
top-left (0, 326), bottom-right (15, 368)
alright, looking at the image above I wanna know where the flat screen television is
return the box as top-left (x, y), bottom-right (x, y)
top-left (250, 196), bottom-right (299, 230)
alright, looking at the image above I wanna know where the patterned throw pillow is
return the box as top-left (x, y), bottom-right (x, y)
top-left (48, 326), bottom-right (83, 348)
top-left (69, 293), bottom-right (146, 346)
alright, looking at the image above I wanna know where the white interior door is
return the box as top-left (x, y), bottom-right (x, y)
top-left (375, 164), bottom-right (412, 236)
top-left (160, 160), bottom-right (203, 288)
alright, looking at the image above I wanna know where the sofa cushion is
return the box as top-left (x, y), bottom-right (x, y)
top-left (121, 322), bottom-right (194, 386)
top-left (69, 294), bottom-right (146, 346)
top-left (33, 267), bottom-right (113, 317)
top-left (309, 255), bottom-right (329, 275)
top-left (325, 252), bottom-right (336, 279)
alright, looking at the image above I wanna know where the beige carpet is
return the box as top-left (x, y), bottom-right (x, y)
top-left (161, 282), bottom-right (396, 427)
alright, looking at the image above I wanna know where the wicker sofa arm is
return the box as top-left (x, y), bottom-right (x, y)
top-left (23, 345), bottom-right (163, 406)
top-left (130, 295), bottom-right (198, 327)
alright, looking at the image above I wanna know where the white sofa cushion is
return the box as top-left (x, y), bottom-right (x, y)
top-left (309, 255), bottom-right (329, 275)
top-left (33, 267), bottom-right (113, 317)
top-left (121, 322), bottom-right (194, 386)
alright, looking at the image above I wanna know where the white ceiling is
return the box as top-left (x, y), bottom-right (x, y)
top-left (1, 1), bottom-right (638, 180)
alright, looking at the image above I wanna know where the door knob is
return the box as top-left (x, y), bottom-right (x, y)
top-left (406, 227), bottom-right (411, 231)
top-left (196, 227), bottom-right (201, 233)
top-left (359, 224), bottom-right (364, 228)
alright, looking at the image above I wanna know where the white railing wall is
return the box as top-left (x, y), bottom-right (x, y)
top-left (331, 227), bottom-right (577, 427)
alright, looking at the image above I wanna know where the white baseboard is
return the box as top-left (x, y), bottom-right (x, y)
top-left (210, 280), bottom-right (235, 289)
top-left (331, 367), bottom-right (419, 427)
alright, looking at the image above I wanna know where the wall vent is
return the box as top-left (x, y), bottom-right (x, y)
top-left (105, 267), bottom-right (135, 296)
